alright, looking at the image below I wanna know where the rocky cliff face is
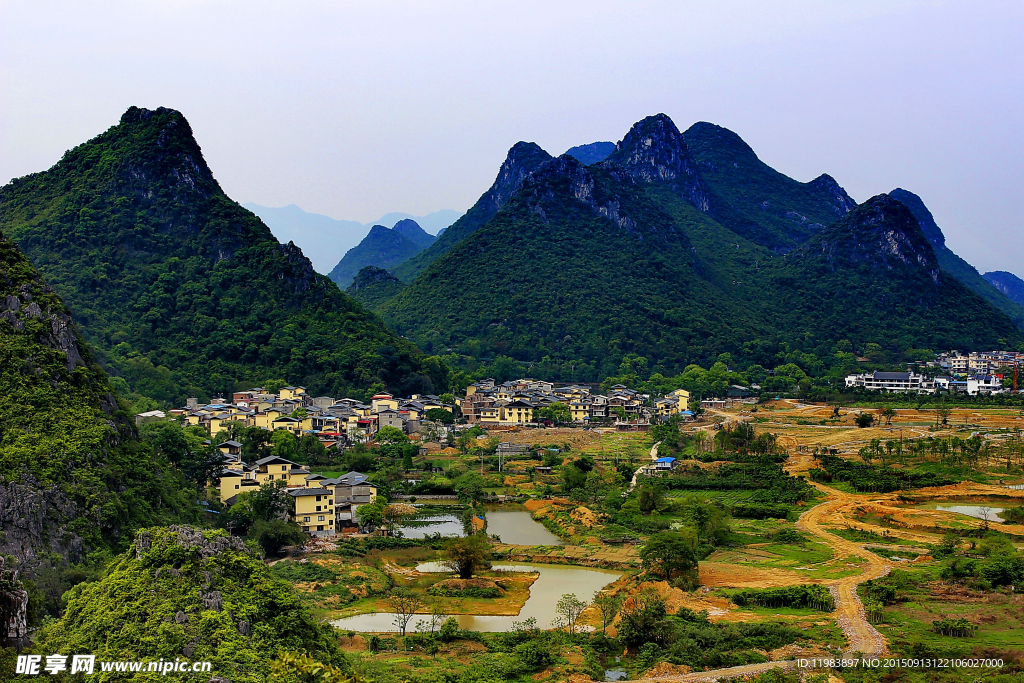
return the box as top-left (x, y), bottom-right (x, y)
top-left (0, 557), bottom-right (29, 648)
top-left (603, 113), bottom-right (713, 212)
top-left (795, 194), bottom-right (940, 283)
top-left (0, 228), bottom-right (194, 581)
top-left (984, 270), bottom-right (1024, 307)
top-left (889, 187), bottom-right (946, 250)
top-left (808, 174), bottom-right (858, 217)
top-left (392, 141), bottom-right (554, 281)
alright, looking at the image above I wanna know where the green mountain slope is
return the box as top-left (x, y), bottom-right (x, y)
top-left (888, 188), bottom-right (1024, 330)
top-left (0, 228), bottom-right (195, 578)
top-left (380, 154), bottom-right (757, 378)
top-left (35, 526), bottom-right (348, 681)
top-left (771, 194), bottom-right (1021, 350)
top-left (680, 121), bottom-right (857, 250)
top-left (984, 271), bottom-right (1024, 307)
top-left (0, 107), bottom-right (439, 403)
top-left (392, 141), bottom-right (553, 282)
top-left (347, 265), bottom-right (406, 309)
top-left (327, 223), bottom-right (425, 288)
top-left (375, 114), bottom-right (1021, 377)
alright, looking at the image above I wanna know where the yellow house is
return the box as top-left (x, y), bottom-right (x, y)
top-left (371, 393), bottom-right (399, 412)
top-left (279, 386), bottom-right (307, 401)
top-left (217, 470), bottom-right (259, 503)
top-left (254, 408), bottom-right (285, 430)
top-left (667, 388), bottom-right (690, 412)
top-left (290, 487), bottom-right (335, 535)
top-left (272, 416), bottom-right (303, 434)
top-left (478, 407), bottom-right (500, 423)
top-left (569, 401), bottom-right (590, 422)
top-left (500, 400), bottom-right (534, 424)
top-left (251, 456), bottom-right (310, 487)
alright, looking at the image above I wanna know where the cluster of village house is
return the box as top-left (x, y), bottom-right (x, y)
top-left (129, 380), bottom-right (696, 536)
top-left (461, 378), bottom-right (691, 424)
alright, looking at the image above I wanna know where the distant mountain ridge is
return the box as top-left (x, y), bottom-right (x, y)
top-left (327, 219), bottom-right (436, 288)
top-left (243, 203), bottom-right (460, 273)
top-left (0, 106), bottom-right (441, 403)
top-left (564, 141), bottom-right (615, 165)
top-left (392, 141), bottom-right (554, 282)
top-left (888, 188), bottom-right (1024, 329)
top-left (984, 271), bottom-right (1024, 307)
top-left (370, 113), bottom-right (1021, 378)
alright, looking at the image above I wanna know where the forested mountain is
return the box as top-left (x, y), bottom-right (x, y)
top-left (680, 121), bottom-right (857, 250)
top-left (347, 265), bottom-right (406, 309)
top-left (392, 141), bottom-right (554, 282)
top-left (0, 107), bottom-right (441, 404)
top-left (327, 220), bottom-right (432, 288)
top-left (886, 188), bottom-right (1024, 329)
top-left (0, 228), bottom-right (195, 579)
top-left (984, 271), bottom-right (1024, 307)
top-left (373, 114), bottom-right (1021, 379)
top-left (771, 195), bottom-right (1020, 350)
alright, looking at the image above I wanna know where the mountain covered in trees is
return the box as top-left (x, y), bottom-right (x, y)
top-left (0, 107), bottom-right (443, 404)
top-left (369, 114), bottom-right (1022, 380)
top-left (984, 271), bottom-right (1024, 308)
top-left (0, 228), bottom-right (195, 582)
top-left (327, 218), bottom-right (436, 288)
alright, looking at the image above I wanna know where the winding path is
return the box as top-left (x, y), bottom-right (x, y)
top-left (635, 449), bottom-right (891, 682)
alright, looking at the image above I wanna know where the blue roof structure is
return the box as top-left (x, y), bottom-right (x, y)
top-left (655, 457), bottom-right (676, 463)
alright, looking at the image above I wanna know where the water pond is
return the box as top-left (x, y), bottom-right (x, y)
top-left (483, 508), bottom-right (566, 546)
top-left (330, 562), bottom-right (620, 632)
top-left (913, 500), bottom-right (1007, 523)
top-left (395, 514), bottom-right (466, 539)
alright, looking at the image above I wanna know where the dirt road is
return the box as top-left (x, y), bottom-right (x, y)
top-left (636, 659), bottom-right (797, 683)
top-left (796, 481), bottom-right (891, 657)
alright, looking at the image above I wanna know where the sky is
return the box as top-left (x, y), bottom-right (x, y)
top-left (1, 0), bottom-right (1022, 275)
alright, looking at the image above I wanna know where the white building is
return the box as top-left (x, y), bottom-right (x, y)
top-left (844, 371), bottom-right (939, 394)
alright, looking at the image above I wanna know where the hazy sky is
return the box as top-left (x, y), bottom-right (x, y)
top-left (2, 1), bottom-right (1021, 274)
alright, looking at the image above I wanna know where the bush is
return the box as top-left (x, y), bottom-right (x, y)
top-left (513, 640), bottom-right (554, 670)
top-left (731, 585), bottom-right (834, 611)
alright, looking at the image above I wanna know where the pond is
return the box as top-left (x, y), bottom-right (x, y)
top-left (330, 562), bottom-right (621, 632)
top-left (913, 500), bottom-right (1007, 523)
top-left (395, 514), bottom-right (465, 539)
top-left (484, 508), bottom-right (566, 546)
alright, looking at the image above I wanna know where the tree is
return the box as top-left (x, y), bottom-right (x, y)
top-left (240, 426), bottom-right (273, 461)
top-left (855, 412), bottom-right (875, 428)
top-left (387, 589), bottom-right (423, 636)
top-left (441, 535), bottom-right (492, 579)
top-left (247, 518), bottom-right (305, 557)
top-left (593, 593), bottom-right (622, 632)
top-left (271, 429), bottom-right (300, 460)
top-left (880, 406), bottom-right (897, 426)
top-left (376, 426), bottom-right (408, 444)
top-left (936, 404), bottom-right (952, 426)
top-left (639, 530), bottom-right (699, 581)
top-left (554, 593), bottom-right (588, 635)
top-left (617, 589), bottom-right (671, 648)
top-left (425, 408), bottom-right (455, 425)
top-left (453, 472), bottom-right (486, 504)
